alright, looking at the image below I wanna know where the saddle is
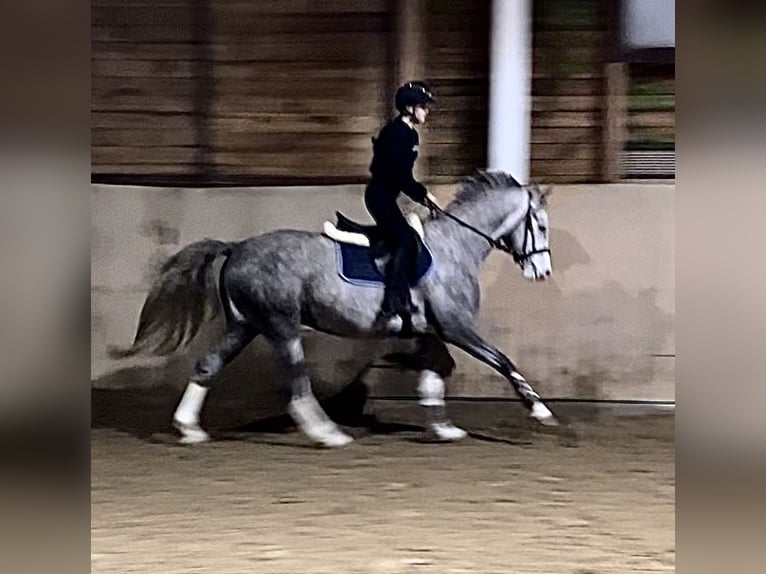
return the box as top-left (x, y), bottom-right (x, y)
top-left (322, 212), bottom-right (432, 288)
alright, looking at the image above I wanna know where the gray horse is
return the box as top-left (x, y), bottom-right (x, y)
top-left (111, 171), bottom-right (557, 447)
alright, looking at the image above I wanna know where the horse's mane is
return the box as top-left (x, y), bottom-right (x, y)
top-left (451, 170), bottom-right (524, 206)
top-left (449, 170), bottom-right (548, 209)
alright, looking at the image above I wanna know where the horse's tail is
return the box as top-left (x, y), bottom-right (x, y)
top-left (107, 239), bottom-right (234, 359)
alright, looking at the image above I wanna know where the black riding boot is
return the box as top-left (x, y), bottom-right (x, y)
top-left (381, 246), bottom-right (414, 321)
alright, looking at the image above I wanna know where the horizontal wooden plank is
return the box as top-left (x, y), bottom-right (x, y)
top-left (532, 112), bottom-right (601, 129)
top-left (423, 115), bottom-right (488, 130)
top-left (212, 12), bottom-right (390, 35)
top-left (210, 114), bottom-right (382, 135)
top-left (92, 99), bottom-right (195, 114)
top-left (626, 126), bottom-right (676, 139)
top-left (427, 160), bottom-right (485, 178)
top-left (92, 146), bottom-right (198, 164)
top-left (628, 111), bottom-right (675, 129)
top-left (533, 30), bottom-right (604, 48)
top-left (425, 12), bottom-right (489, 24)
top-left (93, 1), bottom-right (191, 6)
top-left (92, 58), bottom-right (198, 78)
top-left (427, 141), bottom-right (485, 155)
top-left (426, 30), bottom-right (490, 49)
top-left (210, 133), bottom-right (374, 154)
top-left (531, 143), bottom-right (600, 161)
top-left (211, 96), bottom-right (380, 116)
top-left (426, 80), bottom-right (488, 95)
top-left (212, 149), bottom-right (369, 163)
top-left (530, 127), bottom-right (599, 144)
top-left (92, 42), bottom-right (197, 61)
top-left (532, 95), bottom-right (602, 112)
top-left (422, 94), bottom-right (487, 110)
top-left (533, 45), bottom-right (604, 63)
top-left (92, 25), bottom-right (195, 43)
top-left (214, 62), bottom-right (384, 82)
top-left (426, 54), bottom-right (489, 70)
top-left (209, 0), bottom-right (389, 14)
top-left (92, 6), bottom-right (192, 28)
top-left (532, 77), bottom-right (603, 97)
top-left (420, 130), bottom-right (488, 145)
top-left (529, 173), bottom-right (595, 184)
top-left (93, 40), bottom-right (387, 62)
top-left (531, 158), bottom-right (600, 177)
top-left (93, 127), bottom-right (198, 147)
top-left (92, 77), bottom-right (196, 112)
top-left (425, 69), bottom-right (490, 82)
top-left (211, 155), bottom-right (371, 177)
top-left (213, 78), bottom-right (383, 99)
top-left (92, 164), bottom-right (197, 175)
top-left (210, 40), bottom-right (388, 62)
top-left (92, 111), bottom-right (197, 130)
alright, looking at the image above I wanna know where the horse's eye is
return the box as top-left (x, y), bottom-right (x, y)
top-left (538, 225), bottom-right (547, 234)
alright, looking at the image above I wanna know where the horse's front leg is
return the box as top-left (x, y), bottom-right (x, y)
top-left (440, 326), bottom-right (558, 426)
top-left (411, 335), bottom-right (467, 441)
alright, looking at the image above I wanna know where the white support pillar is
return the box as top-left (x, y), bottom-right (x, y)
top-left (487, 0), bottom-right (533, 183)
top-left (394, 0), bottom-right (426, 181)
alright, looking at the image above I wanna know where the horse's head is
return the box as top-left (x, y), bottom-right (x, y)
top-left (447, 172), bottom-right (553, 281)
top-left (499, 184), bottom-right (552, 281)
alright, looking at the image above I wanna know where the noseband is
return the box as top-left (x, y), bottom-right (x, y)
top-left (428, 191), bottom-right (551, 267)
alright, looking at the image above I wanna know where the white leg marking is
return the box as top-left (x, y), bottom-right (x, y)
top-left (418, 371), bottom-right (467, 441)
top-left (384, 314), bottom-right (404, 332)
top-left (288, 394), bottom-right (353, 448)
top-left (531, 401), bottom-right (558, 426)
top-left (417, 370), bottom-right (445, 407)
top-left (430, 422), bottom-right (468, 441)
top-left (174, 382), bottom-right (208, 426)
top-left (511, 371), bottom-right (542, 401)
top-left (173, 382), bottom-right (211, 443)
top-left (286, 338), bottom-right (304, 364)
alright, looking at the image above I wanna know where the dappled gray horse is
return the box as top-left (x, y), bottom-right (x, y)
top-left (111, 171), bottom-right (557, 447)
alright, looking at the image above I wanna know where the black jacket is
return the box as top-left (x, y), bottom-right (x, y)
top-left (368, 116), bottom-right (428, 204)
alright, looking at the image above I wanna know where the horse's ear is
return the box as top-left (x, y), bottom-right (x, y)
top-left (539, 185), bottom-right (553, 205)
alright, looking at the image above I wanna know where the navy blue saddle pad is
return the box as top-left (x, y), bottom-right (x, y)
top-left (335, 238), bottom-right (434, 288)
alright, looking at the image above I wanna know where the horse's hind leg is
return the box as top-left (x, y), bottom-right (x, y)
top-left (269, 333), bottom-right (353, 448)
top-left (173, 323), bottom-right (257, 444)
top-left (414, 335), bottom-right (467, 442)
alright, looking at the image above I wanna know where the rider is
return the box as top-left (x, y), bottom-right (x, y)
top-left (365, 80), bottom-right (439, 326)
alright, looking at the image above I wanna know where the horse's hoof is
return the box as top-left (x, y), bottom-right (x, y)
top-left (384, 315), bottom-right (404, 332)
top-left (320, 430), bottom-right (354, 448)
top-left (411, 312), bottom-right (428, 333)
top-left (173, 420), bottom-right (210, 444)
top-left (424, 422), bottom-right (468, 442)
top-left (530, 402), bottom-right (558, 426)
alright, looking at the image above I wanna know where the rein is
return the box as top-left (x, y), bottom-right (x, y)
top-left (426, 191), bottom-right (551, 266)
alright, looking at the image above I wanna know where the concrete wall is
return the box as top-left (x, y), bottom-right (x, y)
top-left (91, 182), bottom-right (674, 423)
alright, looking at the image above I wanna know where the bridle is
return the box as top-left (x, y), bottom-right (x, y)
top-left (426, 190), bottom-right (551, 267)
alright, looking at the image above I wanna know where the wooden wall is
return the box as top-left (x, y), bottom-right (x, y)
top-left (421, 0), bottom-right (491, 183)
top-left (92, 0), bottom-right (391, 184)
top-left (92, 1), bottom-right (201, 177)
top-left (530, 0), bottom-right (608, 183)
top-left (92, 0), bottom-right (629, 185)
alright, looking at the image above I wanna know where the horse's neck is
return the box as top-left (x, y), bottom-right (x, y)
top-left (425, 193), bottom-right (526, 269)
top-left (424, 198), bottom-right (502, 268)
top-left (425, 218), bottom-right (489, 270)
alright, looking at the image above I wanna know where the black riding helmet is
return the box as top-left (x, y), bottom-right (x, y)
top-left (395, 81), bottom-right (435, 114)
